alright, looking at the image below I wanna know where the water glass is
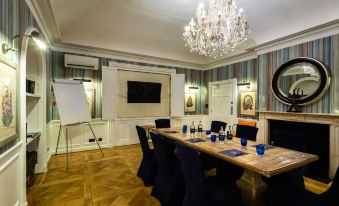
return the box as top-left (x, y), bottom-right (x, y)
top-left (211, 134), bottom-right (216, 142)
top-left (241, 138), bottom-right (247, 147)
top-left (256, 144), bottom-right (265, 156)
top-left (182, 125), bottom-right (187, 134)
top-left (205, 130), bottom-right (211, 137)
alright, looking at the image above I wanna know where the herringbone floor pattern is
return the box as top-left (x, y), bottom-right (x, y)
top-left (27, 145), bottom-right (161, 206)
top-left (27, 144), bottom-right (330, 206)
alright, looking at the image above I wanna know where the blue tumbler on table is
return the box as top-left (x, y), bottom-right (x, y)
top-left (241, 138), bottom-right (247, 147)
top-left (256, 144), bottom-right (265, 156)
top-left (182, 125), bottom-right (187, 134)
top-left (211, 134), bottom-right (216, 142)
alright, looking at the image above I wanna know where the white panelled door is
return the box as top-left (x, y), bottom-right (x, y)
top-left (209, 79), bottom-right (237, 126)
top-left (171, 74), bottom-right (185, 117)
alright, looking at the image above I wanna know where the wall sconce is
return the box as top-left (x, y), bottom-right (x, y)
top-left (2, 30), bottom-right (47, 54)
top-left (237, 81), bottom-right (251, 90)
top-left (188, 85), bottom-right (199, 93)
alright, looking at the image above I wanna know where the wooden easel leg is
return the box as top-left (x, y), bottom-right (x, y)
top-left (87, 122), bottom-right (104, 156)
top-left (66, 126), bottom-right (69, 170)
top-left (55, 124), bottom-right (62, 155)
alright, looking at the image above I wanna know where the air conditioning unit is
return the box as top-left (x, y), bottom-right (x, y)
top-left (64, 54), bottom-right (99, 70)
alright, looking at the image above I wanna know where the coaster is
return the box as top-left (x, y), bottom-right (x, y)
top-left (219, 149), bottom-right (248, 157)
top-left (252, 144), bottom-right (277, 150)
top-left (185, 138), bottom-right (206, 143)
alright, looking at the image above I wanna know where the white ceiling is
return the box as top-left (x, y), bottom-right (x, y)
top-left (48, 0), bottom-right (339, 64)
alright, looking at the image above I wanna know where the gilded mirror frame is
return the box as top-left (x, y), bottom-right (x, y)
top-left (272, 57), bottom-right (331, 105)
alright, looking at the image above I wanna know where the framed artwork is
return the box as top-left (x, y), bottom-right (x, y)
top-left (0, 60), bottom-right (17, 148)
top-left (240, 91), bottom-right (256, 116)
top-left (185, 93), bottom-right (196, 112)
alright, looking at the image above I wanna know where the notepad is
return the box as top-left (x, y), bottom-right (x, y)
top-left (164, 131), bottom-right (179, 134)
top-left (185, 138), bottom-right (206, 143)
top-left (219, 149), bottom-right (248, 157)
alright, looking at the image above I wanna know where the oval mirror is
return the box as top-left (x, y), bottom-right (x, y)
top-left (272, 57), bottom-right (331, 106)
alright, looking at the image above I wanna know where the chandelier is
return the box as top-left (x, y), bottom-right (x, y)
top-left (183, 0), bottom-right (251, 58)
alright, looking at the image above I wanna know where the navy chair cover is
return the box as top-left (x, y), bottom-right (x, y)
top-left (266, 167), bottom-right (339, 206)
top-left (136, 126), bottom-right (157, 186)
top-left (155, 119), bottom-right (171, 128)
top-left (211, 121), bottom-right (227, 133)
top-left (235, 124), bottom-right (258, 141)
top-left (150, 132), bottom-right (185, 206)
top-left (176, 142), bottom-right (242, 206)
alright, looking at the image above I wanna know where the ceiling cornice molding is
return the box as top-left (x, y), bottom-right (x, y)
top-left (51, 42), bottom-right (205, 70)
top-left (252, 19), bottom-right (339, 55)
top-left (26, 0), bottom-right (61, 43)
top-left (25, 0), bottom-right (52, 43)
top-left (203, 51), bottom-right (257, 70)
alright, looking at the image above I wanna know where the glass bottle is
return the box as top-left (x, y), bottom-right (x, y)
top-left (190, 121), bottom-right (195, 138)
top-left (219, 126), bottom-right (225, 144)
top-left (227, 125), bottom-right (233, 144)
top-left (198, 121), bottom-right (203, 136)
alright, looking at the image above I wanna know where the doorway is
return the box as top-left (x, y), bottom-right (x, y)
top-left (209, 78), bottom-right (237, 127)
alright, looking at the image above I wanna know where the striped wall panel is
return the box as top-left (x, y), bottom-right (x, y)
top-left (0, 0), bottom-right (19, 63)
top-left (203, 58), bottom-right (258, 117)
top-left (258, 35), bottom-right (339, 113)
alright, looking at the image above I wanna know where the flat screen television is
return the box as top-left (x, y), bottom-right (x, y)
top-left (127, 81), bottom-right (161, 103)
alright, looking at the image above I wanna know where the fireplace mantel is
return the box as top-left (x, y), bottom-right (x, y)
top-left (257, 111), bottom-right (339, 178)
top-left (258, 111), bottom-right (339, 125)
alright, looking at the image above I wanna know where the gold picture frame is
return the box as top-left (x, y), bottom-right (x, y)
top-left (185, 93), bottom-right (196, 112)
top-left (240, 91), bottom-right (256, 116)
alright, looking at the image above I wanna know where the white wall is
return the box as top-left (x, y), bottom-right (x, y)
top-left (47, 120), bottom-right (112, 156)
top-left (0, 142), bottom-right (21, 206)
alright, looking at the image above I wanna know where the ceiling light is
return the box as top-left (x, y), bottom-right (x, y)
top-left (183, 0), bottom-right (251, 58)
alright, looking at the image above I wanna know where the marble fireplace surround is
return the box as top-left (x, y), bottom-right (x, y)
top-left (257, 111), bottom-right (339, 179)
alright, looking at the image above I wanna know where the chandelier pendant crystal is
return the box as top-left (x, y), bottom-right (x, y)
top-left (183, 0), bottom-right (251, 58)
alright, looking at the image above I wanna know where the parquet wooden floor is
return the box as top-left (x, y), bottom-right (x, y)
top-left (27, 144), bottom-right (331, 206)
top-left (27, 145), bottom-right (161, 206)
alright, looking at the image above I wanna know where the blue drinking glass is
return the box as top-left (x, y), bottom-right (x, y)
top-left (256, 144), bottom-right (265, 156)
top-left (182, 125), bottom-right (187, 134)
top-left (241, 138), bottom-right (247, 146)
top-left (211, 134), bottom-right (216, 142)
top-left (205, 130), bottom-right (211, 136)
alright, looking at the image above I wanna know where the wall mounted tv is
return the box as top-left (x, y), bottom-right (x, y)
top-left (127, 81), bottom-right (162, 103)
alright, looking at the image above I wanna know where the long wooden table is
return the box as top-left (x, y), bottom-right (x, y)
top-left (154, 128), bottom-right (319, 206)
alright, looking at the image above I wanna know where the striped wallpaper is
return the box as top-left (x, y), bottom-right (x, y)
top-left (0, 0), bottom-right (19, 63)
top-left (50, 34), bottom-right (339, 120)
top-left (49, 52), bottom-right (206, 120)
top-left (257, 35), bottom-right (339, 113)
top-left (203, 59), bottom-right (258, 117)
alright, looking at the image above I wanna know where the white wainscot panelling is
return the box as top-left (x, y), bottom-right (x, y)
top-left (113, 117), bottom-right (166, 146)
top-left (113, 115), bottom-right (210, 146)
top-left (47, 120), bottom-right (111, 154)
top-left (0, 143), bottom-right (21, 206)
top-left (171, 115), bottom-right (210, 129)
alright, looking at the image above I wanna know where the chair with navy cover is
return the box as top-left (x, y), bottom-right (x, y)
top-left (155, 119), bottom-right (171, 128)
top-left (176, 142), bottom-right (242, 206)
top-left (136, 126), bottom-right (157, 186)
top-left (150, 132), bottom-right (185, 206)
top-left (235, 124), bottom-right (258, 141)
top-left (266, 167), bottom-right (339, 206)
top-left (210, 121), bottom-right (227, 133)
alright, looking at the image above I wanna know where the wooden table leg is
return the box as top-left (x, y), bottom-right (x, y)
top-left (236, 169), bottom-right (267, 206)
